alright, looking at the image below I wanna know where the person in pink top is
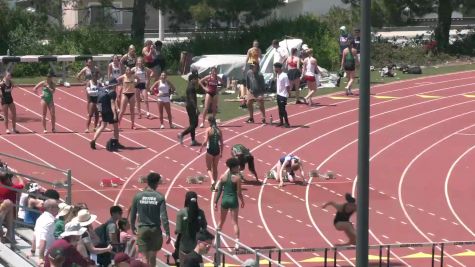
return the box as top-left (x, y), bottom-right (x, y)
top-left (199, 67), bottom-right (223, 128)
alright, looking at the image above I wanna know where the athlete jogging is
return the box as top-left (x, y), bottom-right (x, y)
top-left (33, 72), bottom-right (56, 133)
top-left (214, 158), bottom-right (245, 250)
top-left (322, 193), bottom-right (357, 246)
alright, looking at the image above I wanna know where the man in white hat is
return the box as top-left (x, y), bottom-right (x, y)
top-left (34, 199), bottom-right (59, 266)
top-left (44, 221), bottom-right (95, 267)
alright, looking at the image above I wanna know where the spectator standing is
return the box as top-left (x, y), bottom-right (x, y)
top-left (182, 230), bottom-right (214, 267)
top-left (273, 63), bottom-right (290, 128)
top-left (243, 40), bottom-right (262, 72)
top-left (245, 63), bottom-right (266, 124)
top-left (93, 205), bottom-right (123, 265)
top-left (272, 39), bottom-right (288, 66)
top-left (175, 191), bottom-right (207, 265)
top-left (35, 199), bottom-right (59, 266)
top-left (130, 172), bottom-right (171, 267)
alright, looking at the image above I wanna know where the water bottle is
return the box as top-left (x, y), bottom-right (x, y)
top-left (269, 114), bottom-right (273, 125)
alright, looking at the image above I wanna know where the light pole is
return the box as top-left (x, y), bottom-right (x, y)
top-left (356, 0), bottom-right (371, 266)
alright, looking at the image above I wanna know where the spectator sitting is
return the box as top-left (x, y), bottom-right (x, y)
top-left (24, 183), bottom-right (45, 226)
top-left (31, 188), bottom-right (61, 256)
top-left (47, 246), bottom-right (66, 267)
top-left (44, 221), bottom-right (96, 267)
top-left (73, 209), bottom-right (113, 264)
top-left (182, 230), bottom-right (214, 267)
top-left (34, 199), bottom-right (59, 266)
top-left (114, 252), bottom-right (149, 267)
top-left (43, 189), bottom-right (60, 201)
top-left (118, 218), bottom-right (137, 258)
top-left (0, 167), bottom-right (24, 243)
top-left (54, 203), bottom-right (72, 239)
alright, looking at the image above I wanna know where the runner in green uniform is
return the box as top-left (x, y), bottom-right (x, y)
top-left (214, 158), bottom-right (244, 250)
top-left (199, 115), bottom-right (223, 191)
top-left (33, 72), bottom-right (56, 133)
top-left (231, 144), bottom-right (260, 183)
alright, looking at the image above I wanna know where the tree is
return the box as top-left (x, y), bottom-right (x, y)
top-left (341, 0), bottom-right (474, 51)
top-left (161, 0), bottom-right (285, 29)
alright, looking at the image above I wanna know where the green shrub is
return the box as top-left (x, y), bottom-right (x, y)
top-left (162, 15), bottom-right (343, 71)
top-left (447, 34), bottom-right (475, 56)
top-left (370, 43), bottom-right (453, 67)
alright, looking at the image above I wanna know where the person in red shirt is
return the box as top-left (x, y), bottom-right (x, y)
top-left (44, 221), bottom-right (95, 267)
top-left (0, 165), bottom-right (24, 242)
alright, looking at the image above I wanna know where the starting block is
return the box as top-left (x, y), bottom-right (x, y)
top-left (100, 178), bottom-right (124, 187)
top-left (309, 170), bottom-right (335, 180)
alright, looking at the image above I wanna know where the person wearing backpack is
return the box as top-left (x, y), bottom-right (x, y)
top-left (340, 38), bottom-right (359, 96)
top-left (94, 206), bottom-right (123, 266)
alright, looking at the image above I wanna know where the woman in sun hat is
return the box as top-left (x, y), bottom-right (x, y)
top-left (54, 203), bottom-right (72, 239)
top-left (44, 221), bottom-right (94, 267)
top-left (73, 209), bottom-right (113, 263)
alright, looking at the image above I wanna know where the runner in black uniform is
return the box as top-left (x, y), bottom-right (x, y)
top-left (199, 115), bottom-right (223, 191)
top-left (322, 193), bottom-right (357, 246)
top-left (90, 85), bottom-right (124, 151)
top-left (178, 70), bottom-right (201, 146)
top-left (0, 72), bottom-right (19, 134)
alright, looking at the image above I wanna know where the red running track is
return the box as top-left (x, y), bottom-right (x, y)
top-left (1, 71), bottom-right (475, 266)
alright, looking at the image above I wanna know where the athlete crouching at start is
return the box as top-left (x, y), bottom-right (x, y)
top-left (277, 154), bottom-right (306, 187)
